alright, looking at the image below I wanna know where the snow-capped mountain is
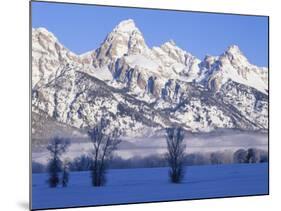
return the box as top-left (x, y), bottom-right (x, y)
top-left (32, 19), bottom-right (268, 137)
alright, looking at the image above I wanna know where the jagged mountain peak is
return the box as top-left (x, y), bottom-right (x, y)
top-left (160, 39), bottom-right (195, 58)
top-left (32, 27), bottom-right (77, 57)
top-left (226, 44), bottom-right (241, 54)
top-left (32, 27), bottom-right (81, 89)
top-left (222, 44), bottom-right (248, 64)
top-left (163, 39), bottom-right (177, 46)
top-left (161, 40), bottom-right (182, 51)
top-left (203, 44), bottom-right (268, 95)
top-left (33, 27), bottom-right (54, 35)
top-left (32, 27), bottom-right (59, 44)
top-left (113, 19), bottom-right (139, 33)
top-left (158, 39), bottom-right (196, 67)
top-left (109, 19), bottom-right (144, 40)
top-left (95, 19), bottom-right (149, 62)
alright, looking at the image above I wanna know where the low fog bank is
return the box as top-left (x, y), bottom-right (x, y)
top-left (32, 147), bottom-right (268, 173)
top-left (117, 129), bottom-right (268, 158)
top-left (32, 129), bottom-right (268, 173)
top-left (32, 130), bottom-right (268, 163)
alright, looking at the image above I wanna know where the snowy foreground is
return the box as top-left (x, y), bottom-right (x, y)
top-left (32, 163), bottom-right (268, 210)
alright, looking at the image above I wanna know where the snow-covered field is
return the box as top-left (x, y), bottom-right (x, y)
top-left (32, 163), bottom-right (268, 210)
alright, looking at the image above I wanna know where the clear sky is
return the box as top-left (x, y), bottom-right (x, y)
top-left (32, 1), bottom-right (268, 67)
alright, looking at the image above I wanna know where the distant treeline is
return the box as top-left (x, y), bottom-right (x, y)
top-left (32, 148), bottom-right (268, 173)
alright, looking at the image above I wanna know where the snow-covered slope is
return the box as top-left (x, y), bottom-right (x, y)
top-left (32, 28), bottom-right (81, 88)
top-left (203, 45), bottom-right (268, 94)
top-left (32, 19), bottom-right (268, 136)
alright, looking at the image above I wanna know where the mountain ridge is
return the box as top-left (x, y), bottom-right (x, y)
top-left (32, 19), bottom-right (268, 137)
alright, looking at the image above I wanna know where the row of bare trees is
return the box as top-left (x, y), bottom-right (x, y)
top-left (46, 118), bottom-right (122, 188)
top-left (46, 119), bottom-right (187, 188)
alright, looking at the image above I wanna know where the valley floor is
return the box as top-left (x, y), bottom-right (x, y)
top-left (31, 163), bottom-right (268, 210)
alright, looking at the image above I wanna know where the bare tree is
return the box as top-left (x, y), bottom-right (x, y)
top-left (233, 149), bottom-right (248, 163)
top-left (233, 148), bottom-right (262, 164)
top-left (46, 137), bottom-right (70, 188)
top-left (210, 152), bottom-right (223, 164)
top-left (165, 127), bottom-right (186, 183)
top-left (247, 148), bottom-right (261, 163)
top-left (88, 118), bottom-right (121, 187)
top-left (69, 155), bottom-right (93, 171)
top-left (62, 161), bottom-right (70, 187)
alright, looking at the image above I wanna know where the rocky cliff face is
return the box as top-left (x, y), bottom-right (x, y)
top-left (32, 19), bottom-right (268, 137)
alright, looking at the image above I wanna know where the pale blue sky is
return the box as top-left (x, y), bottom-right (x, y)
top-left (32, 1), bottom-right (268, 67)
